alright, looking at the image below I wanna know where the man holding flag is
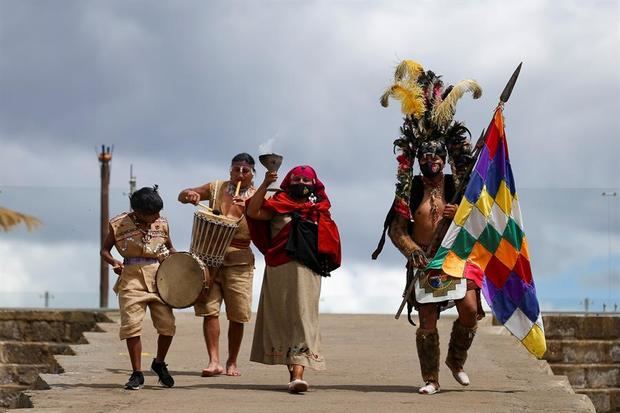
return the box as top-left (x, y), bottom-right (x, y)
top-left (373, 60), bottom-right (545, 395)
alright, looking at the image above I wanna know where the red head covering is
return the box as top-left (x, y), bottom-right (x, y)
top-left (280, 165), bottom-right (329, 202)
top-left (246, 164), bottom-right (341, 271)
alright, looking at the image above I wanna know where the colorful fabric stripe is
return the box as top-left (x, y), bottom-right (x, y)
top-left (426, 106), bottom-right (546, 359)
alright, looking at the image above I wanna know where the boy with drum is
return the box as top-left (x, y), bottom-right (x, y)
top-left (101, 186), bottom-right (177, 390)
top-left (178, 153), bottom-right (256, 377)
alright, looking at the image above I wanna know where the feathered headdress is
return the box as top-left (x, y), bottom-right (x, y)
top-left (381, 59), bottom-right (481, 219)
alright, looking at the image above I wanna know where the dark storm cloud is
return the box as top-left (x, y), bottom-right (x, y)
top-left (1, 1), bottom-right (618, 305)
top-left (0, 1), bottom-right (395, 170)
top-left (1, 1), bottom-right (618, 191)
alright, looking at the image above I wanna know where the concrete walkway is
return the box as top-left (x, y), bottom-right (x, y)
top-left (22, 313), bottom-right (594, 413)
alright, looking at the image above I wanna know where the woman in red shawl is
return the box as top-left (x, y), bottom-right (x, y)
top-left (246, 165), bottom-right (341, 393)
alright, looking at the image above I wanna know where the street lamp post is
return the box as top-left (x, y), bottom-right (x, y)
top-left (602, 191), bottom-right (617, 309)
top-left (98, 146), bottom-right (112, 308)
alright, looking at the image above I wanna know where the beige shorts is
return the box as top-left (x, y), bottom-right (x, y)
top-left (116, 265), bottom-right (176, 340)
top-left (194, 263), bottom-right (254, 323)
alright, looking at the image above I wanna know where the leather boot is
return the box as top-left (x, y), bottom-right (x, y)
top-left (445, 319), bottom-right (477, 385)
top-left (416, 328), bottom-right (440, 383)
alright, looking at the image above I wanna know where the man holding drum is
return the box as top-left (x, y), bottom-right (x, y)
top-left (101, 186), bottom-right (177, 390)
top-left (178, 153), bottom-right (256, 377)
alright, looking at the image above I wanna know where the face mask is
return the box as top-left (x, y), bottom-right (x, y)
top-left (420, 162), bottom-right (442, 178)
top-left (288, 184), bottom-right (313, 200)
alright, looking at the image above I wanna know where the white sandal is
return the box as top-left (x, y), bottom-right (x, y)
top-left (418, 382), bottom-right (440, 395)
top-left (288, 379), bottom-right (309, 393)
top-left (451, 370), bottom-right (470, 386)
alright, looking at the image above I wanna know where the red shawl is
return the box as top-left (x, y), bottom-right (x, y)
top-left (247, 166), bottom-right (341, 269)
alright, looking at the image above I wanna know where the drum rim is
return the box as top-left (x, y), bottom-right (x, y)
top-left (156, 252), bottom-right (207, 309)
top-left (193, 209), bottom-right (242, 226)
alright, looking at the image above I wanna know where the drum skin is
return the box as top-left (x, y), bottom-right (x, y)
top-left (156, 252), bottom-right (209, 309)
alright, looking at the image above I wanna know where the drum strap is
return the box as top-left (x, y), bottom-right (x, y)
top-left (211, 180), bottom-right (221, 210)
top-left (230, 239), bottom-right (251, 249)
top-left (123, 257), bottom-right (158, 266)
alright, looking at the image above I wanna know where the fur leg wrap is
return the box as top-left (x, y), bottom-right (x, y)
top-left (446, 319), bottom-right (477, 371)
top-left (416, 328), bottom-right (440, 383)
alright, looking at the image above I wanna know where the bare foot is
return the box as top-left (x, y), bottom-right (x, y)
top-left (225, 361), bottom-right (241, 376)
top-left (201, 362), bottom-right (224, 377)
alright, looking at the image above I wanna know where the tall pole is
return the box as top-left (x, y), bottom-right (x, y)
top-left (40, 291), bottom-right (54, 308)
top-left (98, 145), bottom-right (112, 308)
top-left (129, 164), bottom-right (137, 208)
top-left (602, 191), bottom-right (617, 305)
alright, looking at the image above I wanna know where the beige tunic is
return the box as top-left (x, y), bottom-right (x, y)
top-left (110, 212), bottom-right (169, 293)
top-left (250, 214), bottom-right (325, 370)
top-left (110, 212), bottom-right (175, 339)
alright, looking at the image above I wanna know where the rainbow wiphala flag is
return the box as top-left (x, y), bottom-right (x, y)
top-left (426, 106), bottom-right (546, 358)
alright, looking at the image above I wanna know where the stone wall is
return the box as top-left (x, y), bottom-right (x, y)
top-left (543, 314), bottom-right (620, 413)
top-left (0, 309), bottom-right (114, 409)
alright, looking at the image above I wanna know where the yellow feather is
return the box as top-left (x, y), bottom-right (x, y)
top-left (394, 60), bottom-right (424, 82)
top-left (432, 79), bottom-right (482, 127)
top-left (391, 83), bottom-right (425, 118)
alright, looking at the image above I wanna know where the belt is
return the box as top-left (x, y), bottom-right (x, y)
top-left (230, 239), bottom-right (251, 249)
top-left (123, 257), bottom-right (158, 266)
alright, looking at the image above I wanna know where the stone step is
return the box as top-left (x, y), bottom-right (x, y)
top-left (0, 383), bottom-right (30, 391)
top-left (0, 383), bottom-right (32, 408)
top-left (545, 339), bottom-right (620, 364)
top-left (0, 309), bottom-right (114, 323)
top-left (543, 314), bottom-right (620, 340)
top-left (0, 363), bottom-right (59, 385)
top-left (575, 388), bottom-right (620, 413)
top-left (0, 341), bottom-right (74, 364)
top-left (23, 313), bottom-right (600, 413)
top-left (0, 319), bottom-right (90, 343)
top-left (550, 363), bottom-right (620, 389)
top-left (0, 310), bottom-right (114, 343)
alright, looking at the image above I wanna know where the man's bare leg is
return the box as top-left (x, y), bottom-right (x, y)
top-left (225, 321), bottom-right (244, 376)
top-left (418, 302), bottom-right (439, 330)
top-left (155, 334), bottom-right (173, 363)
top-left (202, 316), bottom-right (224, 376)
top-left (455, 289), bottom-right (478, 328)
top-left (126, 336), bottom-right (142, 371)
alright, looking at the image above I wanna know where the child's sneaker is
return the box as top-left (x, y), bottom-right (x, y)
top-left (125, 371), bottom-right (144, 390)
top-left (151, 359), bottom-right (174, 388)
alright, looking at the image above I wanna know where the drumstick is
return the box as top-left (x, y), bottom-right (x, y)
top-left (234, 181), bottom-right (241, 197)
top-left (198, 202), bottom-right (210, 210)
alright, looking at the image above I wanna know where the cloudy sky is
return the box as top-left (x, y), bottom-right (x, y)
top-left (1, 1), bottom-right (618, 313)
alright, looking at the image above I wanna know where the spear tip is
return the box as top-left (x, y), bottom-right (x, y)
top-left (500, 62), bottom-right (523, 103)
